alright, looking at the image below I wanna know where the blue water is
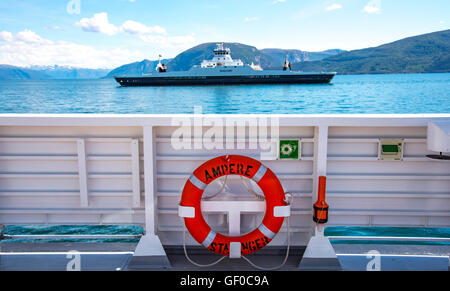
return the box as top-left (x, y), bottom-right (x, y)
top-left (0, 73), bottom-right (449, 114)
top-left (1, 225), bottom-right (144, 243)
top-left (1, 225), bottom-right (449, 245)
top-left (326, 227), bottom-right (450, 246)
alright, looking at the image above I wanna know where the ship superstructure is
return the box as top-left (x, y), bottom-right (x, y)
top-left (115, 43), bottom-right (336, 86)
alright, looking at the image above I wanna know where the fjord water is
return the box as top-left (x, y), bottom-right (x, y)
top-left (0, 73), bottom-right (449, 114)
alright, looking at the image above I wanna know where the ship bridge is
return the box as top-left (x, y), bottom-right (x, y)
top-left (201, 43), bottom-right (244, 68)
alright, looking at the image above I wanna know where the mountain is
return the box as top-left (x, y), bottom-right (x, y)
top-left (32, 66), bottom-right (110, 79)
top-left (261, 48), bottom-right (346, 66)
top-left (167, 43), bottom-right (343, 71)
top-left (107, 43), bottom-right (343, 75)
top-left (0, 65), bottom-right (51, 80)
top-left (293, 29), bottom-right (450, 74)
top-left (104, 59), bottom-right (172, 78)
top-left (0, 65), bottom-right (110, 80)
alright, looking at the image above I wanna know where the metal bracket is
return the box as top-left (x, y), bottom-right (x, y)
top-left (274, 205), bottom-right (291, 217)
top-left (229, 242), bottom-right (241, 259)
top-left (178, 205), bottom-right (196, 218)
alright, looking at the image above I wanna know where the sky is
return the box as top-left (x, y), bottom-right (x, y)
top-left (0, 0), bottom-right (448, 69)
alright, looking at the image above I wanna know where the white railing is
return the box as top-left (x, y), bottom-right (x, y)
top-left (0, 114), bottom-right (449, 246)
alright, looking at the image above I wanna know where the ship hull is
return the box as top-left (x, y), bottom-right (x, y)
top-left (115, 73), bottom-right (335, 87)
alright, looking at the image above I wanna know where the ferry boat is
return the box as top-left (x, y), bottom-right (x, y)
top-left (114, 43), bottom-right (336, 86)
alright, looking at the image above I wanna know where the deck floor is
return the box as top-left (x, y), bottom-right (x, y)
top-left (0, 243), bottom-right (448, 271)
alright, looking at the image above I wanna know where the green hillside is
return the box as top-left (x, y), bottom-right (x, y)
top-left (261, 48), bottom-right (345, 67)
top-left (293, 29), bottom-right (450, 74)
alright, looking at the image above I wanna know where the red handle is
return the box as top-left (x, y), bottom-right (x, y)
top-left (317, 176), bottom-right (327, 204)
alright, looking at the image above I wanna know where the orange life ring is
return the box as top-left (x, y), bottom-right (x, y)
top-left (180, 155), bottom-right (287, 256)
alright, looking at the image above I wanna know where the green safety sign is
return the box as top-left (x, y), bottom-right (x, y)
top-left (279, 140), bottom-right (300, 160)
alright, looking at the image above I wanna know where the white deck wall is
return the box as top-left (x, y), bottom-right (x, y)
top-left (0, 115), bottom-right (449, 246)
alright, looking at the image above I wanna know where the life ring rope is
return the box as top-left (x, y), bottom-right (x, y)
top-left (180, 192), bottom-right (294, 270)
top-left (179, 155), bottom-right (291, 259)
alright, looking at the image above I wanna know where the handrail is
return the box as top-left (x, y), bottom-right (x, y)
top-left (0, 234), bottom-right (142, 240)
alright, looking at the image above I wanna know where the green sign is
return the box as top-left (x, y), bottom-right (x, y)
top-left (279, 140), bottom-right (300, 160)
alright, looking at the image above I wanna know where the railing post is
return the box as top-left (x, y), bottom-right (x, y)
top-left (298, 124), bottom-right (341, 271)
top-left (312, 125), bottom-right (328, 233)
top-left (127, 125), bottom-right (171, 270)
top-left (131, 138), bottom-right (141, 209)
top-left (76, 139), bottom-right (89, 208)
top-left (143, 126), bottom-right (158, 235)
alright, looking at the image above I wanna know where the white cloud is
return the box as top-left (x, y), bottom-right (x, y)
top-left (139, 34), bottom-right (196, 49)
top-left (273, 0), bottom-right (286, 4)
top-left (363, 0), bottom-right (382, 14)
top-left (0, 31), bottom-right (13, 42)
top-left (75, 12), bottom-right (168, 37)
top-left (326, 3), bottom-right (343, 11)
top-left (75, 12), bottom-right (119, 35)
top-left (244, 17), bottom-right (259, 22)
top-left (15, 29), bottom-right (53, 44)
top-left (120, 20), bottom-right (167, 35)
top-left (74, 12), bottom-right (195, 51)
top-left (0, 30), bottom-right (144, 69)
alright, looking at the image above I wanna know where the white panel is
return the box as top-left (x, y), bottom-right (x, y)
top-left (328, 142), bottom-right (379, 157)
top-left (47, 214), bottom-right (100, 224)
top-left (371, 216), bottom-right (425, 226)
top-left (404, 142), bottom-right (435, 157)
top-left (328, 215), bottom-right (369, 226)
top-left (0, 129), bottom-right (143, 226)
top-left (329, 126), bottom-right (427, 138)
top-left (328, 196), bottom-right (450, 212)
top-left (87, 160), bottom-right (132, 173)
top-left (0, 214), bottom-right (47, 224)
top-left (0, 126), bottom-right (143, 138)
top-left (0, 177), bottom-right (79, 191)
top-left (88, 177), bottom-right (132, 191)
top-left (428, 217), bottom-right (450, 226)
top-left (0, 117), bottom-right (449, 247)
top-left (86, 140), bottom-right (132, 155)
top-left (328, 161), bottom-right (450, 175)
top-left (0, 196), bottom-right (81, 208)
top-left (0, 159), bottom-right (78, 172)
top-left (327, 179), bottom-right (450, 193)
top-left (101, 213), bottom-right (145, 225)
top-left (0, 140), bottom-right (77, 155)
top-left (88, 197), bottom-right (135, 208)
